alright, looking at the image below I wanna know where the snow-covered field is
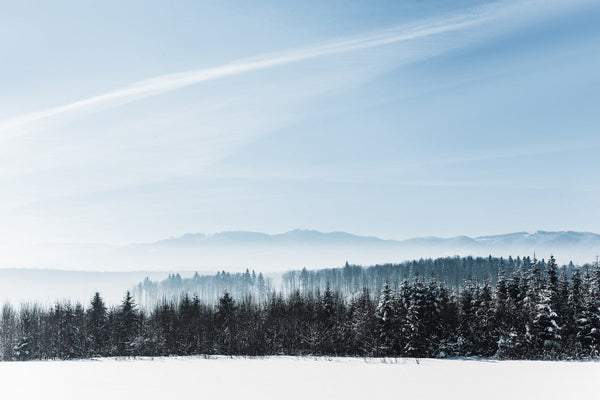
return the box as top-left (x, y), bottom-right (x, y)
top-left (1, 356), bottom-right (598, 399)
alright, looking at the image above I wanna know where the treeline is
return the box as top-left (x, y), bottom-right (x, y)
top-left (133, 270), bottom-right (272, 309)
top-left (134, 255), bottom-right (538, 307)
top-left (282, 255), bottom-right (573, 295)
top-left (1, 256), bottom-right (600, 360)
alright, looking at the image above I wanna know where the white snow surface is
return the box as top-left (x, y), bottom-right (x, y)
top-left (1, 356), bottom-right (598, 399)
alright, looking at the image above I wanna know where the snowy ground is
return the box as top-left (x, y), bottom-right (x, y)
top-left (1, 356), bottom-right (598, 400)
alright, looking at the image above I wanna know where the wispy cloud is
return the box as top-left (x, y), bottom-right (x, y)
top-left (0, 0), bottom-right (583, 139)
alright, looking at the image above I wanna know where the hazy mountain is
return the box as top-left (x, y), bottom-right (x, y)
top-left (4, 229), bottom-right (597, 273)
top-left (0, 230), bottom-right (598, 304)
top-left (152, 229), bottom-right (390, 247)
top-left (149, 229), bottom-right (600, 250)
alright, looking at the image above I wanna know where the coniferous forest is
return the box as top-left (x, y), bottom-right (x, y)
top-left (2, 255), bottom-right (600, 361)
top-left (133, 255), bottom-right (553, 307)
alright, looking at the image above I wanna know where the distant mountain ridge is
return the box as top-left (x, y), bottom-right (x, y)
top-left (152, 229), bottom-right (389, 246)
top-left (15, 229), bottom-right (600, 271)
top-left (150, 229), bottom-right (600, 249)
top-left (4, 230), bottom-right (599, 303)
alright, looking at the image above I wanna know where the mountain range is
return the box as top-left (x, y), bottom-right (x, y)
top-left (13, 229), bottom-right (599, 272)
top-left (151, 229), bottom-right (600, 249)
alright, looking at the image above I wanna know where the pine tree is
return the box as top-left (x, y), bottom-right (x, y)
top-left (404, 279), bottom-right (429, 357)
top-left (317, 285), bottom-right (338, 354)
top-left (496, 272), bottom-right (528, 359)
top-left (557, 267), bottom-right (574, 350)
top-left (473, 282), bottom-right (495, 356)
top-left (494, 272), bottom-right (510, 334)
top-left (14, 305), bottom-right (39, 361)
top-left (375, 282), bottom-right (396, 354)
top-left (571, 268), bottom-right (584, 316)
top-left (116, 291), bottom-right (139, 356)
top-left (576, 307), bottom-right (600, 357)
top-left (428, 280), bottom-right (458, 357)
top-left (216, 291), bottom-right (236, 354)
top-left (348, 288), bottom-right (377, 356)
top-left (576, 268), bottom-right (600, 356)
top-left (547, 256), bottom-right (560, 299)
top-left (87, 292), bottom-right (108, 356)
top-left (178, 294), bottom-right (199, 355)
top-left (457, 281), bottom-right (477, 355)
top-left (531, 288), bottom-right (562, 358)
top-left (321, 285), bottom-right (335, 325)
top-left (257, 273), bottom-right (267, 302)
top-left (0, 304), bottom-right (17, 361)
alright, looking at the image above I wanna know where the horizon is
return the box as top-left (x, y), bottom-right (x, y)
top-left (33, 227), bottom-right (600, 246)
top-left (1, 228), bottom-right (598, 272)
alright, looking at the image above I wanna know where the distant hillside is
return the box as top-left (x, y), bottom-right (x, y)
top-left (151, 229), bottom-right (388, 246)
top-left (150, 230), bottom-right (600, 250)
top-left (6, 229), bottom-right (597, 272)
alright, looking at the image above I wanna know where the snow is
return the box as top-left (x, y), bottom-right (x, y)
top-left (1, 356), bottom-right (599, 399)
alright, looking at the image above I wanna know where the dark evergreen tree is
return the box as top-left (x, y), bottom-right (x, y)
top-left (348, 288), bottom-right (377, 355)
top-left (404, 280), bottom-right (429, 357)
top-left (216, 291), bottom-right (236, 354)
top-left (0, 304), bottom-right (17, 360)
top-left (457, 281), bottom-right (477, 355)
top-left (87, 292), bottom-right (108, 356)
top-left (530, 288), bottom-right (562, 358)
top-left (14, 305), bottom-right (40, 361)
top-left (115, 291), bottom-right (139, 356)
top-left (375, 283), bottom-right (397, 355)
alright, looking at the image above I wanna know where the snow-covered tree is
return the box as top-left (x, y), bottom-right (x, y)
top-left (530, 289), bottom-right (562, 358)
top-left (404, 280), bottom-right (430, 357)
top-left (87, 292), bottom-right (108, 356)
top-left (376, 282), bottom-right (397, 354)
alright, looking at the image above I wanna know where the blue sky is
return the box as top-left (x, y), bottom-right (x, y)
top-left (0, 0), bottom-right (599, 249)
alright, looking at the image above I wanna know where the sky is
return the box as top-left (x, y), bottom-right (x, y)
top-left (0, 0), bottom-right (599, 252)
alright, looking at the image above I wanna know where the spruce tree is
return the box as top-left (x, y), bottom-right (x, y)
top-left (14, 305), bottom-right (39, 361)
top-left (349, 288), bottom-right (377, 356)
top-left (116, 291), bottom-right (139, 356)
top-left (531, 288), bottom-right (562, 358)
top-left (87, 292), bottom-right (108, 356)
top-left (216, 291), bottom-right (236, 354)
top-left (0, 304), bottom-right (17, 361)
top-left (458, 281), bottom-right (477, 355)
top-left (375, 283), bottom-right (396, 355)
top-left (404, 279), bottom-right (429, 357)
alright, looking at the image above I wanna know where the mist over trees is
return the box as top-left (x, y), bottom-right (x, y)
top-left (133, 255), bottom-right (561, 307)
top-left (133, 269), bottom-right (271, 309)
top-left (1, 255), bottom-right (600, 360)
top-left (282, 255), bottom-right (545, 295)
